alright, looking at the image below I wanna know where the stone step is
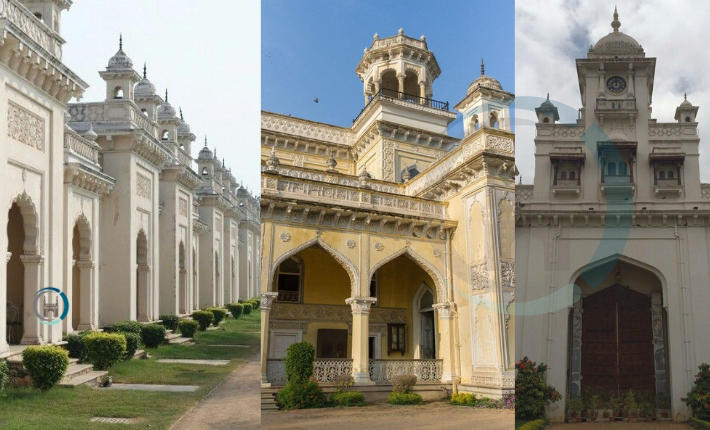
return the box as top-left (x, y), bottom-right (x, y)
top-left (63, 363), bottom-right (94, 379)
top-left (261, 389), bottom-right (279, 412)
top-left (59, 370), bottom-right (107, 387)
top-left (133, 349), bottom-right (147, 359)
top-left (167, 337), bottom-right (192, 345)
top-left (165, 332), bottom-right (181, 341)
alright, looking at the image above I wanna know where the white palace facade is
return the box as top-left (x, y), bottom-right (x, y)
top-left (517, 8), bottom-right (709, 422)
top-left (0, 0), bottom-right (259, 353)
top-left (261, 29), bottom-right (515, 398)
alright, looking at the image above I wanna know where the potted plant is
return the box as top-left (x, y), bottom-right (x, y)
top-left (569, 396), bottom-right (584, 422)
top-left (624, 389), bottom-right (638, 422)
top-left (657, 392), bottom-right (670, 418)
top-left (609, 394), bottom-right (623, 420)
top-left (641, 401), bottom-right (655, 422)
top-left (589, 393), bottom-right (601, 422)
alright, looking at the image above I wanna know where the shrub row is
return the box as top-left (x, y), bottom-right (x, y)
top-left (159, 313), bottom-right (180, 331)
top-left (192, 310), bottom-right (213, 331)
top-left (141, 324), bottom-right (166, 348)
top-left (388, 392), bottom-right (423, 405)
top-left (179, 319), bottom-right (199, 338)
top-left (331, 391), bottom-right (365, 407)
top-left (227, 303), bottom-right (244, 319)
top-left (208, 308), bottom-right (227, 326)
top-left (518, 418), bottom-right (550, 430)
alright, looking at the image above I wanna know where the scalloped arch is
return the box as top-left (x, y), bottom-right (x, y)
top-left (8, 191), bottom-right (39, 255)
top-left (369, 246), bottom-right (446, 302)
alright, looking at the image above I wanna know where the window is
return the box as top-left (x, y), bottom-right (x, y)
top-left (114, 87), bottom-right (124, 99)
top-left (275, 257), bottom-right (301, 302)
top-left (317, 329), bottom-right (348, 358)
top-left (607, 162), bottom-right (616, 176)
top-left (201, 167), bottom-right (208, 176)
top-left (668, 170), bottom-right (675, 179)
top-left (686, 116), bottom-right (692, 123)
top-left (619, 162), bottom-right (628, 176)
top-left (141, 108), bottom-right (148, 116)
top-left (490, 112), bottom-right (499, 129)
top-left (161, 130), bottom-right (169, 140)
top-left (369, 273), bottom-right (378, 307)
top-left (569, 171), bottom-right (576, 180)
top-left (659, 171), bottom-right (666, 180)
top-left (472, 115), bottom-right (479, 131)
top-left (388, 324), bottom-right (406, 355)
top-left (543, 117), bottom-right (550, 123)
top-left (560, 171), bottom-right (567, 180)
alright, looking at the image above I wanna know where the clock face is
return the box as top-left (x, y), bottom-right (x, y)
top-left (606, 76), bottom-right (627, 93)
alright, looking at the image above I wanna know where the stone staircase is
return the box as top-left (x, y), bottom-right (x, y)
top-left (165, 329), bottom-right (192, 345)
top-left (261, 387), bottom-right (279, 413)
top-left (5, 351), bottom-right (106, 388)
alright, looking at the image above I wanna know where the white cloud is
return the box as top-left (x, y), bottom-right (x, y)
top-left (516, 0), bottom-right (710, 183)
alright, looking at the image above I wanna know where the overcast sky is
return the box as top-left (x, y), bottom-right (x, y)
top-left (516, 0), bottom-right (710, 184)
top-left (61, 0), bottom-right (261, 192)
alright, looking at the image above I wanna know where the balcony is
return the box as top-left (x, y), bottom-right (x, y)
top-left (601, 175), bottom-right (634, 195)
top-left (552, 179), bottom-right (581, 196)
top-left (654, 179), bottom-right (683, 196)
top-left (596, 99), bottom-right (637, 111)
top-left (353, 88), bottom-right (450, 123)
top-left (276, 290), bottom-right (299, 302)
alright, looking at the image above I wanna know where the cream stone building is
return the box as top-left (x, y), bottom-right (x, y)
top-left (261, 29), bottom-right (515, 399)
top-left (517, 8), bottom-right (707, 422)
top-left (0, 0), bottom-right (259, 355)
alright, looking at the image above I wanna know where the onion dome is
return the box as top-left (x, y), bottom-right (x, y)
top-left (198, 137), bottom-right (213, 160)
top-left (157, 89), bottom-right (177, 120)
top-left (535, 93), bottom-right (560, 122)
top-left (467, 58), bottom-right (503, 93)
top-left (680, 93), bottom-right (692, 108)
top-left (107, 35), bottom-right (134, 71)
top-left (589, 7), bottom-right (644, 58)
top-left (135, 63), bottom-right (156, 97)
top-left (177, 107), bottom-right (191, 134)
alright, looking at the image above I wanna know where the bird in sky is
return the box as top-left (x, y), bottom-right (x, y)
top-left (313, 97), bottom-right (319, 103)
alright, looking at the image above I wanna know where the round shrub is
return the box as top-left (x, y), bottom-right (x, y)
top-left (331, 391), bottom-right (365, 407)
top-left (285, 341), bottom-right (315, 383)
top-left (388, 392), bottom-right (423, 405)
top-left (84, 332), bottom-right (127, 370)
top-left (192, 310), bottom-right (214, 331)
top-left (277, 379), bottom-right (326, 410)
top-left (242, 303), bottom-right (253, 315)
top-left (179, 319), bottom-right (199, 338)
top-left (684, 363), bottom-right (710, 420)
top-left (451, 393), bottom-right (479, 406)
top-left (515, 356), bottom-right (561, 420)
top-left (227, 303), bottom-right (244, 319)
top-left (0, 359), bottom-right (9, 392)
top-left (391, 374), bottom-right (417, 394)
top-left (121, 332), bottom-right (140, 360)
top-left (249, 299), bottom-right (260, 310)
top-left (141, 324), bottom-right (166, 348)
top-left (208, 308), bottom-right (227, 326)
top-left (22, 345), bottom-right (69, 390)
top-left (159, 314), bottom-right (180, 331)
top-left (110, 320), bottom-right (142, 335)
top-left (63, 331), bottom-right (93, 361)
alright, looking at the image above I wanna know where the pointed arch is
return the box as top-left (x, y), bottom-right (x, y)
top-left (9, 192), bottom-right (39, 255)
top-left (269, 237), bottom-right (360, 297)
top-left (413, 282), bottom-right (436, 359)
top-left (369, 246), bottom-right (446, 301)
top-left (73, 213), bottom-right (92, 261)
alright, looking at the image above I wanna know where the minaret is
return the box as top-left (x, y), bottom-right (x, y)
top-left (100, 35), bottom-right (141, 102)
top-left (134, 63), bottom-right (162, 123)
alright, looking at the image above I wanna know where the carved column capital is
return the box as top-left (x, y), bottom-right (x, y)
top-left (345, 297), bottom-right (377, 314)
top-left (261, 291), bottom-right (279, 311)
top-left (433, 302), bottom-right (455, 319)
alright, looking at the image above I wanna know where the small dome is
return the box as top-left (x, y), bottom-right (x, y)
top-left (589, 8), bottom-right (644, 58)
top-left (540, 93), bottom-right (555, 108)
top-left (680, 93), bottom-right (692, 107)
top-left (198, 144), bottom-right (213, 160)
top-left (467, 59), bottom-right (502, 93)
top-left (107, 35), bottom-right (133, 71)
top-left (157, 89), bottom-right (177, 120)
top-left (177, 108), bottom-right (191, 134)
top-left (135, 64), bottom-right (156, 96)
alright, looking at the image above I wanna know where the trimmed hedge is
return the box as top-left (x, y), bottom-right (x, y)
top-left (208, 308), bottom-right (227, 326)
top-left (331, 391), bottom-right (365, 406)
top-left (388, 392), bottom-right (423, 405)
top-left (391, 374), bottom-right (417, 394)
top-left (690, 418), bottom-right (710, 429)
top-left (277, 379), bottom-right (326, 410)
top-left (451, 393), bottom-right (479, 406)
top-left (110, 320), bottom-right (142, 335)
top-left (285, 342), bottom-right (315, 383)
top-left (141, 324), bottom-right (166, 348)
top-left (242, 303), bottom-right (253, 316)
top-left (518, 418), bottom-right (549, 430)
top-left (63, 330), bottom-right (93, 361)
top-left (84, 332), bottom-right (127, 370)
top-left (22, 345), bottom-right (69, 390)
top-left (179, 319), bottom-right (199, 338)
top-left (227, 303), bottom-right (244, 319)
top-left (159, 314), bottom-right (180, 331)
top-left (122, 332), bottom-right (140, 360)
top-left (0, 359), bottom-right (8, 392)
top-left (249, 299), bottom-right (260, 310)
top-left (192, 310), bottom-right (214, 331)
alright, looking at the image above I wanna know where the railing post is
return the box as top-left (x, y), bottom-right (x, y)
top-left (261, 292), bottom-right (278, 386)
top-left (346, 297), bottom-right (377, 384)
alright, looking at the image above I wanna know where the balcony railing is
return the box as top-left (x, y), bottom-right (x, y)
top-left (596, 99), bottom-right (637, 110)
top-left (555, 179), bottom-right (579, 187)
top-left (603, 174), bottom-right (633, 185)
top-left (656, 179), bottom-right (680, 187)
top-left (353, 88), bottom-right (450, 123)
top-left (276, 290), bottom-right (298, 302)
top-left (313, 359), bottom-right (353, 383)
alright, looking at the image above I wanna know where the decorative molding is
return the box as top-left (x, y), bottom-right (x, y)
top-left (261, 292), bottom-right (279, 311)
top-left (346, 297), bottom-right (378, 314)
top-left (136, 173), bottom-right (151, 199)
top-left (470, 262), bottom-right (489, 291)
top-left (280, 232), bottom-right (291, 242)
top-left (346, 239), bottom-right (356, 249)
top-left (375, 242), bottom-right (384, 251)
top-left (270, 302), bottom-right (407, 324)
top-left (500, 261), bottom-right (515, 289)
top-left (469, 371), bottom-right (515, 389)
top-left (8, 102), bottom-right (44, 151)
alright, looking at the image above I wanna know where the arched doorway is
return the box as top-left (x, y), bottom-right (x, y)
top-left (71, 216), bottom-right (92, 331)
top-left (178, 241), bottom-right (186, 314)
top-left (415, 284), bottom-right (436, 359)
top-left (192, 247), bottom-right (198, 310)
top-left (136, 230), bottom-right (149, 321)
top-left (214, 251), bottom-right (220, 307)
top-left (6, 195), bottom-right (41, 345)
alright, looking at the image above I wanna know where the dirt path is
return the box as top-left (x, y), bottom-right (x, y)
top-left (552, 422), bottom-right (692, 429)
top-left (170, 358), bottom-right (260, 430)
top-left (262, 401), bottom-right (514, 430)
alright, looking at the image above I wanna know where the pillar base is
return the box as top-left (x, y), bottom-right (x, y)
top-left (441, 372), bottom-right (455, 383)
top-left (20, 336), bottom-right (43, 345)
top-left (76, 323), bottom-right (95, 331)
top-left (353, 372), bottom-right (375, 385)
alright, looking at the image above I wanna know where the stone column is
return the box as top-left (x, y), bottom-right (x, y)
top-left (261, 291), bottom-right (278, 386)
top-left (346, 297), bottom-right (377, 384)
top-left (433, 302), bottom-right (455, 382)
top-left (569, 299), bottom-right (583, 399)
top-left (419, 82), bottom-right (426, 103)
top-left (20, 254), bottom-right (43, 345)
top-left (137, 265), bottom-right (150, 321)
top-left (651, 292), bottom-right (668, 396)
top-left (397, 74), bottom-right (404, 94)
top-left (76, 260), bottom-right (95, 330)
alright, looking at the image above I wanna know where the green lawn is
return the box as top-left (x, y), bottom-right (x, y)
top-left (0, 310), bottom-right (260, 430)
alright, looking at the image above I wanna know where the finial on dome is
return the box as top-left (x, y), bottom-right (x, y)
top-left (143, 63), bottom-right (147, 79)
top-left (420, 35), bottom-right (426, 42)
top-left (612, 6), bottom-right (621, 32)
top-left (481, 58), bottom-right (485, 76)
top-left (547, 92), bottom-right (550, 100)
top-left (165, 89), bottom-right (168, 103)
top-left (180, 107), bottom-right (184, 120)
top-left (685, 92), bottom-right (687, 101)
top-left (214, 147), bottom-right (217, 158)
top-left (373, 32), bottom-right (379, 40)
top-left (119, 34), bottom-right (123, 51)
top-left (398, 27), bottom-right (404, 35)
top-left (204, 136), bottom-right (208, 148)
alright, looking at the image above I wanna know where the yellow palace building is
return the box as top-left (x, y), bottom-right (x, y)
top-left (260, 30), bottom-right (515, 399)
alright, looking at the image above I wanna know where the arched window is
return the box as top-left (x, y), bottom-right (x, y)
top-left (369, 273), bottom-right (379, 307)
top-left (275, 257), bottom-right (302, 302)
top-left (560, 171), bottom-right (567, 180)
top-left (686, 116), bottom-right (692, 123)
top-left (34, 12), bottom-right (42, 20)
top-left (161, 130), bottom-right (169, 141)
top-left (114, 86), bottom-right (124, 99)
top-left (141, 108), bottom-right (148, 116)
top-left (619, 162), bottom-right (628, 176)
top-left (659, 171), bottom-right (666, 180)
top-left (569, 171), bottom-right (576, 180)
top-left (607, 162), bottom-right (616, 176)
top-left (401, 165), bottom-right (420, 182)
top-left (201, 167), bottom-right (208, 176)
top-left (668, 170), bottom-right (675, 179)
top-left (490, 112), bottom-right (499, 129)
top-left (472, 115), bottom-right (479, 131)
top-left (543, 117), bottom-right (550, 123)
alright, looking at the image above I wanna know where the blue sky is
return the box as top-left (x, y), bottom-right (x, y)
top-left (262, 0), bottom-right (514, 137)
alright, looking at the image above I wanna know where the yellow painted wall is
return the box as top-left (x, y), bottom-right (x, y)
top-left (301, 247), bottom-right (351, 305)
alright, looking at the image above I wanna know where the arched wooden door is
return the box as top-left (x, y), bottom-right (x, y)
top-left (581, 284), bottom-right (654, 395)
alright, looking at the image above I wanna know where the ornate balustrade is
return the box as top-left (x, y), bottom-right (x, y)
top-left (65, 129), bottom-right (99, 164)
top-left (313, 359), bottom-right (353, 383)
top-left (555, 179), bottom-right (579, 187)
top-left (368, 359), bottom-right (443, 382)
top-left (656, 179), bottom-right (680, 187)
top-left (0, 0), bottom-right (63, 58)
top-left (68, 102), bottom-right (158, 138)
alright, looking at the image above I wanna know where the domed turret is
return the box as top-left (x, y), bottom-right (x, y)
top-left (675, 93), bottom-right (699, 123)
top-left (135, 63), bottom-right (156, 97)
top-left (535, 93), bottom-right (560, 124)
top-left (107, 35), bottom-right (133, 71)
top-left (198, 139), bottom-right (213, 160)
top-left (455, 58), bottom-right (514, 135)
top-left (467, 58), bottom-right (503, 93)
top-left (588, 7), bottom-right (645, 59)
top-left (157, 89), bottom-right (177, 120)
top-left (100, 35), bottom-right (141, 102)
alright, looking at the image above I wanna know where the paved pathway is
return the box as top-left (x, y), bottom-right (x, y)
top-left (552, 422), bottom-right (692, 429)
top-left (171, 358), bottom-right (260, 430)
top-left (104, 383), bottom-right (199, 392)
top-left (157, 359), bottom-right (229, 366)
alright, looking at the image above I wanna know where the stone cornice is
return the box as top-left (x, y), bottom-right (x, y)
top-left (351, 95), bottom-right (456, 131)
top-left (63, 162), bottom-right (114, 196)
top-left (261, 111), bottom-right (354, 146)
top-left (160, 165), bottom-right (202, 191)
top-left (516, 209), bottom-right (710, 228)
top-left (133, 132), bottom-right (172, 168)
top-left (351, 120), bottom-right (457, 158)
top-left (262, 130), bottom-right (354, 161)
top-left (262, 164), bottom-right (405, 195)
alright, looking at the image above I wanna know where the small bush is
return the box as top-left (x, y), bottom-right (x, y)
top-left (0, 360), bottom-right (9, 392)
top-left (110, 320), bottom-right (142, 335)
top-left (285, 342), bottom-right (316, 383)
top-left (388, 392), bottom-right (423, 405)
top-left (515, 356), bottom-right (561, 420)
top-left (179, 319), bottom-right (199, 338)
top-left (192, 311), bottom-right (214, 331)
top-left (159, 314), bottom-right (180, 331)
top-left (237, 298), bottom-right (247, 303)
top-left (250, 299), bottom-right (260, 310)
top-left (227, 303), bottom-right (244, 319)
top-left (242, 303), bottom-right (253, 315)
top-left (391, 374), bottom-right (417, 394)
top-left (84, 332), bottom-right (127, 370)
top-left (684, 363), bottom-right (710, 421)
top-left (451, 393), bottom-right (479, 406)
top-left (22, 346), bottom-right (69, 390)
top-left (333, 374), bottom-right (354, 393)
top-left (208, 308), bottom-right (227, 326)
top-left (331, 391), bottom-right (365, 407)
top-left (141, 324), bottom-right (166, 348)
top-left (121, 332), bottom-right (140, 360)
top-left (518, 418), bottom-right (550, 430)
top-left (277, 379), bottom-right (326, 409)
top-left (63, 331), bottom-right (92, 361)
